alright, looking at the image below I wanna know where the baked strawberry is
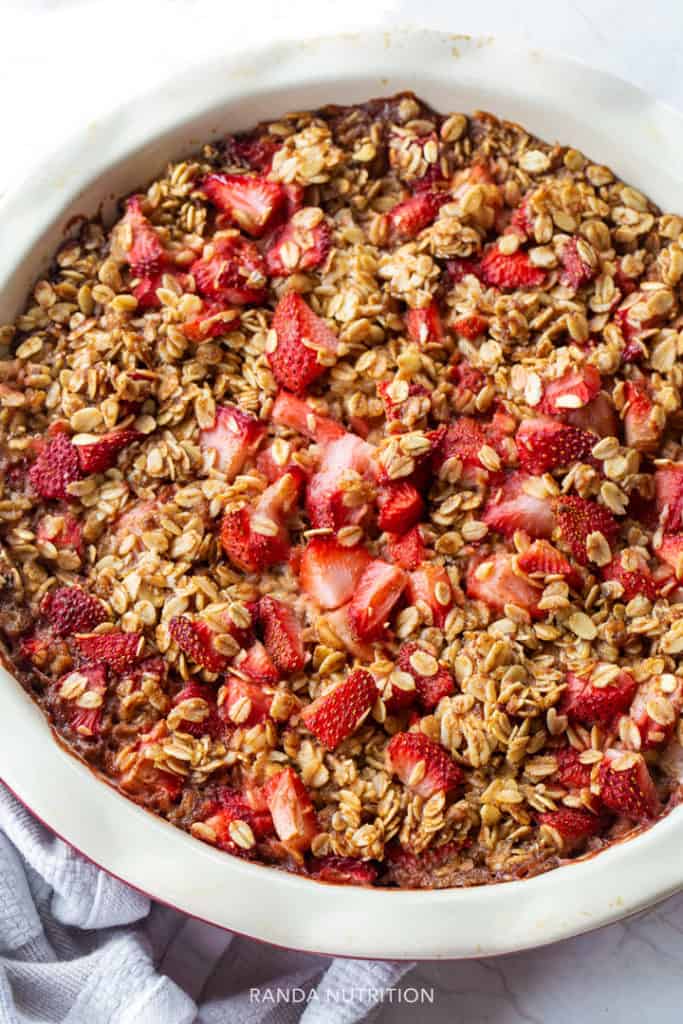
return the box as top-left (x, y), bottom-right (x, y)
top-left (385, 525), bottom-right (426, 570)
top-left (76, 429), bottom-right (141, 474)
top-left (117, 722), bottom-right (183, 806)
top-left (540, 366), bottom-right (602, 417)
top-left (265, 210), bottom-right (331, 275)
top-left (629, 676), bottom-right (683, 750)
top-left (555, 745), bottom-right (593, 790)
top-left (220, 471), bottom-right (302, 573)
top-left (397, 642), bottom-right (454, 710)
top-left (271, 390), bottom-right (345, 444)
top-left (263, 767), bottom-right (318, 857)
top-left (554, 495), bottom-right (619, 565)
top-left (377, 481), bottom-right (424, 533)
top-left (259, 596), bottom-right (305, 674)
top-left (132, 273), bottom-right (165, 310)
top-left (171, 682), bottom-right (223, 739)
top-left (466, 552), bottom-right (542, 618)
top-left (452, 314), bottom-right (489, 340)
top-left (482, 473), bottom-right (556, 539)
top-left (450, 362), bottom-right (486, 402)
top-left (654, 533), bottom-right (683, 578)
top-left (221, 674), bottom-right (274, 726)
top-left (597, 749), bottom-right (659, 821)
top-left (602, 550), bottom-right (657, 602)
top-left (348, 560), bottom-right (408, 640)
top-left (36, 513), bottom-right (83, 554)
top-left (654, 463), bottom-right (683, 532)
top-left (433, 417), bottom-right (488, 485)
top-left (376, 380), bottom-right (430, 422)
top-left (201, 173), bottom-right (285, 236)
top-left (224, 133), bottom-right (281, 172)
top-left (566, 392), bottom-right (618, 438)
top-left (168, 616), bottom-right (229, 673)
top-left (516, 417), bottom-right (594, 474)
top-left (123, 196), bottom-right (166, 276)
top-left (479, 245), bottom-right (546, 291)
top-left (405, 564), bottom-right (454, 628)
top-left (446, 257), bottom-right (480, 282)
top-left (268, 292), bottom-right (339, 394)
top-left (299, 538), bottom-right (372, 610)
top-left (323, 602), bottom-right (374, 662)
top-left (559, 236), bottom-right (596, 290)
top-left (517, 539), bottom-right (582, 589)
top-left (54, 664), bottom-right (107, 738)
top-left (198, 793), bottom-right (270, 854)
top-left (305, 433), bottom-right (375, 531)
top-left (236, 639), bottom-right (279, 685)
top-left (386, 191), bottom-right (444, 241)
top-left (181, 302), bottom-right (240, 341)
top-left (562, 669), bottom-right (637, 727)
top-left (386, 731), bottom-right (464, 798)
top-left (310, 855), bottom-right (378, 885)
top-left (74, 631), bottom-right (143, 672)
top-left (28, 433), bottom-right (82, 500)
top-left (405, 302), bottom-right (443, 346)
top-left (43, 585), bottom-right (108, 637)
top-left (301, 668), bottom-right (377, 748)
top-left (508, 197), bottom-right (534, 239)
top-left (191, 235), bottom-right (267, 305)
top-left (623, 380), bottom-right (661, 453)
top-left (199, 404), bottom-right (265, 479)
top-left (538, 808), bottom-right (602, 850)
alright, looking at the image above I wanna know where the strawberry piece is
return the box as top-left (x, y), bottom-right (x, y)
top-left (629, 676), bottom-right (683, 750)
top-left (386, 191), bottom-right (444, 241)
top-left (384, 839), bottom-right (465, 880)
top-left (385, 525), bottom-right (425, 570)
top-left (222, 674), bottom-right (274, 725)
top-left (554, 495), bottom-right (619, 565)
top-left (199, 404), bottom-right (265, 479)
top-left (654, 533), bottom-right (683, 578)
top-left (265, 211), bottom-right (331, 275)
top-left (74, 631), bottom-right (143, 672)
top-left (259, 596), bottom-right (305, 674)
top-left (405, 302), bottom-right (443, 346)
top-left (132, 270), bottom-right (191, 310)
top-left (299, 538), bottom-right (372, 610)
top-left (305, 433), bottom-right (375, 531)
top-left (36, 513), bottom-right (83, 554)
top-left (168, 616), bottom-right (228, 673)
top-left (323, 602), bottom-right (375, 662)
top-left (28, 433), bottom-right (82, 500)
top-left (181, 302), bottom-right (240, 341)
top-left (386, 731), bottom-right (464, 798)
top-left (482, 473), bottom-right (556, 539)
top-left (54, 664), bottom-right (107, 738)
top-left (191, 235), bottom-right (267, 305)
top-left (397, 641), bottom-right (454, 710)
top-left (466, 552), bottom-right (542, 618)
top-left (452, 314), bottom-right (489, 340)
top-left (562, 669), bottom-right (637, 728)
top-left (236, 640), bottom-right (279, 685)
top-left (263, 767), bottom-right (318, 857)
top-left (446, 257), bottom-right (480, 282)
top-left (433, 417), bottom-right (488, 485)
top-left (224, 133), bottom-right (281, 172)
top-left (310, 855), bottom-right (377, 885)
top-left (623, 380), bottom-right (661, 453)
top-left (516, 417), bottom-right (594, 474)
top-left (117, 722), bottom-right (184, 806)
top-left (479, 245), bottom-right (546, 291)
top-left (655, 464), bottom-right (683, 532)
top-left (566, 392), bottom-right (618, 438)
top-left (598, 749), bottom-right (659, 821)
top-left (559, 236), bottom-right (596, 289)
top-left (540, 366), bottom-right (602, 417)
top-left (377, 379), bottom-right (429, 422)
top-left (348, 560), bottom-right (408, 641)
top-left (201, 173), bottom-right (285, 237)
top-left (450, 361), bottom-right (486, 400)
top-left (76, 429), bottom-right (141, 474)
top-left (268, 292), bottom-right (339, 394)
top-left (123, 196), bottom-right (165, 277)
top-left (171, 682), bottom-right (223, 740)
top-left (555, 745), bottom-right (593, 790)
top-left (509, 197), bottom-right (534, 238)
top-left (517, 539), bottom-right (582, 590)
top-left (538, 808), bottom-right (603, 850)
top-left (377, 481), bottom-right (424, 533)
top-left (301, 668), bottom-right (377, 748)
top-left (220, 471), bottom-right (301, 573)
top-left (271, 390), bottom-right (345, 444)
top-left (405, 564), bottom-right (454, 628)
top-left (602, 550), bottom-right (657, 602)
top-left (43, 585), bottom-right (108, 637)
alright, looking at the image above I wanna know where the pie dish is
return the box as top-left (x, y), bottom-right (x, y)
top-left (1, 30), bottom-right (683, 958)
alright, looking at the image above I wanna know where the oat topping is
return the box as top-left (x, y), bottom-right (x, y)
top-left (1, 93), bottom-right (683, 889)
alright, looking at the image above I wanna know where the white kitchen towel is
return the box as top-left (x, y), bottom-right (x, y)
top-left (0, 786), bottom-right (413, 1024)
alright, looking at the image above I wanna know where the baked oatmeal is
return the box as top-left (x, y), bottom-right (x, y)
top-left (1, 93), bottom-right (683, 889)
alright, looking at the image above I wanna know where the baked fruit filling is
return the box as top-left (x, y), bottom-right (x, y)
top-left (1, 93), bottom-right (683, 888)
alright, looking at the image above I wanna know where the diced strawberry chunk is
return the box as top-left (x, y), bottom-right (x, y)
top-left (28, 433), bottom-right (82, 500)
top-left (377, 380), bottom-right (430, 423)
top-left (452, 314), bottom-right (489, 340)
top-left (386, 731), bottom-right (464, 798)
top-left (397, 642), bottom-right (454, 710)
top-left (348, 560), bottom-right (408, 640)
top-left (271, 390), bottom-right (345, 444)
top-left (377, 481), bottom-right (424, 533)
top-left (562, 669), bottom-right (637, 728)
top-left (623, 380), bottom-right (661, 453)
top-left (555, 745), bottom-right (593, 790)
top-left (36, 513), bottom-right (83, 554)
top-left (259, 596), bottom-right (305, 674)
top-left (629, 676), bottom-right (683, 750)
top-left (220, 471), bottom-right (301, 573)
top-left (43, 585), bottom-right (108, 637)
top-left (123, 196), bottom-right (166, 276)
top-left (559, 236), bottom-right (596, 290)
top-left (117, 722), bottom-right (183, 806)
top-left (74, 631), bottom-right (143, 672)
top-left (516, 417), bottom-right (594, 474)
top-left (446, 257), bottom-right (480, 282)
top-left (508, 197), bottom-right (534, 238)
top-left (386, 191), bottom-right (444, 241)
top-left (554, 495), bottom-right (619, 565)
top-left (540, 366), bottom-right (602, 417)
top-left (538, 808), bottom-right (603, 850)
top-left (597, 749), bottom-right (659, 821)
top-left (305, 433), bottom-right (375, 531)
top-left (198, 792), bottom-right (270, 855)
top-left (565, 392), bottom-right (618, 438)
top-left (224, 133), bottom-right (282, 172)
top-left (482, 473), bottom-right (556, 539)
top-left (654, 533), bottom-right (683, 578)
top-left (234, 639), bottom-right (279, 685)
top-left (181, 302), bottom-right (240, 341)
top-left (76, 429), bottom-right (142, 474)
top-left (433, 417), bottom-right (488, 485)
top-left (450, 362), bottom-right (486, 401)
top-left (263, 767), bottom-right (318, 857)
top-left (602, 549), bottom-right (657, 602)
top-left (405, 564), bottom-right (454, 628)
top-left (655, 464), bottom-right (683, 532)
top-left (301, 668), bottom-right (377, 748)
top-left (191, 235), bottom-right (267, 305)
top-left (54, 664), bottom-right (107, 738)
top-left (171, 682), bottom-right (223, 740)
top-left (310, 855), bottom-right (378, 885)
top-left (268, 292), bottom-right (339, 394)
top-left (385, 525), bottom-right (426, 570)
top-left (199, 404), bottom-right (265, 479)
top-left (221, 674), bottom-right (274, 726)
top-left (479, 245), bottom-right (546, 291)
top-left (405, 301), bottom-right (443, 346)
top-left (466, 552), bottom-right (542, 618)
top-left (299, 538), bottom-right (372, 610)
top-left (168, 616), bottom-right (229, 673)
top-left (323, 603), bottom-right (375, 662)
top-left (517, 539), bottom-right (582, 590)
top-left (265, 210), bottom-right (331, 275)
top-left (201, 173), bottom-right (285, 237)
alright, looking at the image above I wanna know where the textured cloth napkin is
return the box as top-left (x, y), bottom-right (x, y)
top-left (0, 786), bottom-right (413, 1023)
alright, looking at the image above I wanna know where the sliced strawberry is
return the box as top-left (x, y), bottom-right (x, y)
top-left (117, 722), bottom-right (183, 806)
top-left (301, 668), bottom-right (377, 748)
top-left (265, 210), bottom-right (331, 275)
top-left (323, 602), bottom-right (375, 661)
top-left (43, 585), bottom-right (108, 637)
top-left (554, 495), bottom-right (619, 565)
top-left (466, 552), bottom-right (542, 618)
top-left (221, 674), bottom-right (273, 726)
top-left (181, 302), bottom-right (240, 341)
top-left (538, 808), bottom-right (603, 850)
top-left (201, 173), bottom-right (285, 237)
top-left (562, 669), bottom-right (637, 728)
top-left (602, 550), bottom-right (657, 602)
top-left (299, 538), bottom-right (372, 610)
top-left (76, 429), bottom-right (141, 475)
top-left (199, 404), bottom-right (265, 479)
top-left (348, 560), bottom-right (408, 641)
top-left (168, 616), bottom-right (228, 673)
top-left (452, 314), bottom-right (489, 340)
top-left (565, 392), bottom-right (618, 438)
top-left (171, 682), bottom-right (223, 740)
top-left (191, 235), bottom-right (267, 305)
top-left (263, 767), bottom-right (318, 857)
top-left (386, 731), bottom-right (464, 798)
top-left (259, 596), bottom-right (305, 674)
top-left (268, 291), bottom-right (339, 394)
top-left (516, 417), bottom-right (594, 474)
top-left (385, 525), bottom-right (426, 570)
top-left (310, 855), bottom-right (377, 885)
top-left (397, 642), bottom-right (454, 710)
top-left (224, 133), bottom-right (281, 172)
top-left (446, 257), bottom-right (480, 282)
top-left (28, 433), bottom-right (82, 500)
top-left (508, 197), bottom-right (534, 238)
top-left (597, 749), bottom-right (659, 821)
top-left (559, 236), bottom-right (596, 290)
top-left (36, 513), bottom-right (83, 554)
top-left (517, 539), bottom-right (582, 589)
top-left (123, 196), bottom-right (165, 276)
top-left (386, 191), bottom-right (444, 241)
top-left (540, 366), bottom-right (602, 417)
top-left (54, 664), bottom-right (107, 738)
top-left (377, 380), bottom-right (429, 423)
top-left (479, 245), bottom-right (546, 291)
top-left (623, 380), bottom-right (661, 453)
top-left (405, 564), bottom-right (454, 628)
top-left (450, 361), bottom-right (486, 400)
top-left (654, 464), bottom-right (683, 532)
top-left (220, 471), bottom-right (301, 573)
top-left (271, 390), bottom-right (345, 444)
top-left (132, 273), bottom-right (165, 310)
top-left (236, 639), bottom-right (279, 685)
top-left (433, 417), bottom-right (488, 485)
top-left (377, 481), bottom-right (424, 533)
top-left (629, 675), bottom-right (683, 750)
top-left (654, 534), bottom-right (683, 577)
top-left (305, 433), bottom-right (375, 531)
top-left (405, 301), bottom-right (443, 346)
top-left (482, 473), bottom-right (556, 539)
top-left (555, 745), bottom-right (593, 790)
top-left (74, 631), bottom-right (143, 672)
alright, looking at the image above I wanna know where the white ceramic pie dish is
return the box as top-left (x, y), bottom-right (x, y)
top-left (1, 28), bottom-right (683, 959)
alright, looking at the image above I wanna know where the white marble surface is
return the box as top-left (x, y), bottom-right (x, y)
top-left (2, 1), bottom-right (683, 1020)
